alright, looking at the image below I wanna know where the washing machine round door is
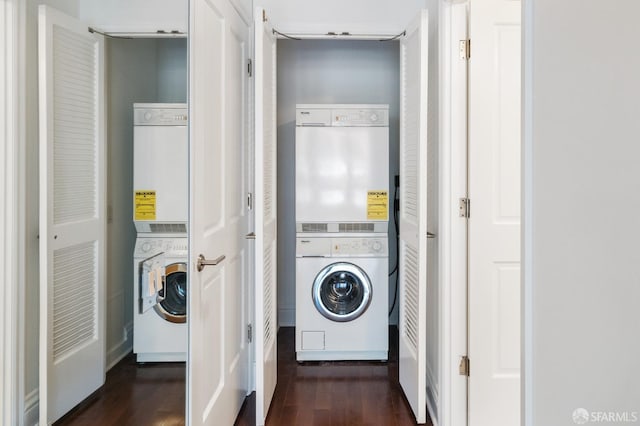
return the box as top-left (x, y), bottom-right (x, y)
top-left (154, 262), bottom-right (187, 323)
top-left (312, 262), bottom-right (372, 322)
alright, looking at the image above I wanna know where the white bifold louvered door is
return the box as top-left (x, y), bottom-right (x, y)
top-left (398, 9), bottom-right (429, 425)
top-left (38, 5), bottom-right (105, 424)
top-left (254, 7), bottom-right (278, 425)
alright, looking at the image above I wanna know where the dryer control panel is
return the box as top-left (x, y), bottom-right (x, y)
top-left (134, 103), bottom-right (188, 126)
top-left (296, 104), bottom-right (389, 127)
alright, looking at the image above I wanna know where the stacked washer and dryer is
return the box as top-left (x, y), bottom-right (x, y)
top-left (132, 103), bottom-right (188, 362)
top-left (295, 104), bottom-right (390, 361)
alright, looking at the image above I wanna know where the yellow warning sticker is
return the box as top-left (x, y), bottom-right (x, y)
top-left (367, 190), bottom-right (388, 220)
top-left (134, 190), bottom-right (156, 221)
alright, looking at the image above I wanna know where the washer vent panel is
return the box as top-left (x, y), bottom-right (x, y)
top-left (338, 223), bottom-right (375, 233)
top-left (301, 223), bottom-right (328, 233)
top-left (149, 223), bottom-right (187, 233)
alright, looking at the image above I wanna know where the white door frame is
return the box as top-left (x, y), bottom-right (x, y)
top-left (521, 0), bottom-right (534, 425)
top-left (438, 1), bottom-right (469, 426)
top-left (0, 0), bottom-right (25, 424)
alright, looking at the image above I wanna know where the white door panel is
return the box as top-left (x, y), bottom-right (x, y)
top-left (468, 0), bottom-right (521, 424)
top-left (38, 5), bottom-right (106, 424)
top-left (188, 0), bottom-right (250, 424)
top-left (254, 7), bottom-right (278, 425)
top-left (398, 9), bottom-right (429, 425)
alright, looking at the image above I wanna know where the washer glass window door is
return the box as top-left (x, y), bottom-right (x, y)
top-left (312, 262), bottom-right (372, 322)
top-left (155, 262), bottom-right (187, 323)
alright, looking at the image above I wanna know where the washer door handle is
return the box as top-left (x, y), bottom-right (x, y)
top-left (196, 254), bottom-right (226, 272)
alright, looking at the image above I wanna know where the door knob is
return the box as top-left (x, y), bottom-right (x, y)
top-left (427, 232), bottom-right (437, 239)
top-left (196, 254), bottom-right (226, 272)
top-left (245, 232), bottom-right (256, 240)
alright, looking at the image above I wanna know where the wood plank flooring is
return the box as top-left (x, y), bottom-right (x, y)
top-left (236, 326), bottom-right (430, 426)
top-left (55, 326), bottom-right (429, 426)
top-left (54, 356), bottom-right (186, 426)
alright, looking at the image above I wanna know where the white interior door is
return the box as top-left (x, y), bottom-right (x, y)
top-left (254, 7), bottom-right (278, 426)
top-left (188, 0), bottom-right (251, 424)
top-left (468, 0), bottom-right (521, 424)
top-left (398, 9), bottom-right (429, 425)
top-left (38, 5), bottom-right (106, 424)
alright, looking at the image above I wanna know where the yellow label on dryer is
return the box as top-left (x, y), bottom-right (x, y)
top-left (134, 190), bottom-right (156, 221)
top-left (367, 190), bottom-right (388, 220)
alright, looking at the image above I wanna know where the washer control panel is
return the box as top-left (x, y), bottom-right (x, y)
top-left (134, 237), bottom-right (188, 257)
top-left (297, 237), bottom-right (388, 257)
top-left (332, 237), bottom-right (388, 256)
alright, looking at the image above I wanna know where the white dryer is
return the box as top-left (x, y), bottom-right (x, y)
top-left (133, 103), bottom-right (188, 234)
top-left (295, 104), bottom-right (389, 233)
top-left (295, 235), bottom-right (388, 361)
top-left (133, 236), bottom-right (187, 362)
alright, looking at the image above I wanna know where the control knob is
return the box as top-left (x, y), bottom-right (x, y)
top-left (371, 240), bottom-right (382, 252)
top-left (370, 113), bottom-right (379, 122)
top-left (141, 241), bottom-right (152, 252)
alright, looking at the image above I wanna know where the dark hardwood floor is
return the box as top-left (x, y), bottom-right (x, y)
top-left (56, 326), bottom-right (429, 426)
top-left (236, 326), bottom-right (430, 426)
top-left (54, 356), bottom-right (186, 426)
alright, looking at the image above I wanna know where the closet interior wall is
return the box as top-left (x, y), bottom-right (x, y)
top-left (105, 37), bottom-right (187, 370)
top-left (276, 39), bottom-right (401, 327)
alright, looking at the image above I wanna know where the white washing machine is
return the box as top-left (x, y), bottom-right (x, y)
top-left (295, 235), bottom-right (388, 361)
top-left (133, 236), bottom-right (187, 362)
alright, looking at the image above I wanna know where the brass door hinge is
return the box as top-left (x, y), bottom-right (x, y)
top-left (459, 198), bottom-right (470, 218)
top-left (459, 355), bottom-right (470, 376)
top-left (459, 39), bottom-right (471, 60)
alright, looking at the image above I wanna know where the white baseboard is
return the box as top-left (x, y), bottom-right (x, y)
top-left (23, 388), bottom-right (38, 426)
top-left (107, 321), bottom-right (133, 371)
top-left (278, 307), bottom-right (295, 327)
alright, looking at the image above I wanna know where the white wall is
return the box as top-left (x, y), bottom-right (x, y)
top-left (276, 39), bottom-right (401, 326)
top-left (1, 1), bottom-right (25, 424)
top-left (524, 1), bottom-right (640, 424)
top-left (256, 0), bottom-right (425, 36)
